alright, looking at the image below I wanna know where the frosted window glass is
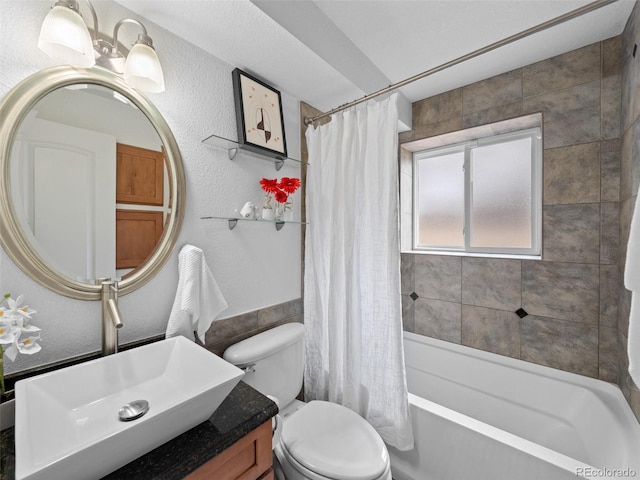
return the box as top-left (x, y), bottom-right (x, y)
top-left (417, 151), bottom-right (464, 247)
top-left (470, 138), bottom-right (532, 248)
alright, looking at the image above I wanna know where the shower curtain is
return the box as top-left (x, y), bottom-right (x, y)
top-left (304, 93), bottom-right (414, 450)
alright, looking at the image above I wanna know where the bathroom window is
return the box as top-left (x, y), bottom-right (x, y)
top-left (410, 127), bottom-right (542, 258)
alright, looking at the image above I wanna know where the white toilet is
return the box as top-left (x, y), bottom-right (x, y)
top-left (223, 322), bottom-right (392, 480)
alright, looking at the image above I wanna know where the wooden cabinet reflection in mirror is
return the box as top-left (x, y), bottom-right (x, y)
top-left (115, 143), bottom-right (167, 272)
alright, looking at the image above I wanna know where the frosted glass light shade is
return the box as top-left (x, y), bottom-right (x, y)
top-left (38, 5), bottom-right (95, 67)
top-left (123, 43), bottom-right (165, 93)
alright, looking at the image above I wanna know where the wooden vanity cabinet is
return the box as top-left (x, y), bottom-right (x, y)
top-left (184, 421), bottom-right (273, 480)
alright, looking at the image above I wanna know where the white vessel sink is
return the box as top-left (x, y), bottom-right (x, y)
top-left (15, 336), bottom-right (244, 480)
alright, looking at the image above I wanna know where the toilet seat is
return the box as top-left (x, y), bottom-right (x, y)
top-left (279, 400), bottom-right (389, 480)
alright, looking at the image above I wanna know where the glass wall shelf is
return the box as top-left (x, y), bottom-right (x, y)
top-left (200, 216), bottom-right (307, 231)
top-left (202, 133), bottom-right (307, 171)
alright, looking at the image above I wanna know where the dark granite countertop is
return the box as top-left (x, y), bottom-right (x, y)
top-left (0, 381), bottom-right (277, 480)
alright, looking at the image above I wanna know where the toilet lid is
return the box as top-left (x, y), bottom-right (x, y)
top-left (281, 401), bottom-right (388, 480)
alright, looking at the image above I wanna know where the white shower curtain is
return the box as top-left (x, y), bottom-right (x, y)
top-left (304, 93), bottom-right (414, 451)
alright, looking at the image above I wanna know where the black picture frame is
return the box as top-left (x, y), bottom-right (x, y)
top-left (232, 68), bottom-right (287, 159)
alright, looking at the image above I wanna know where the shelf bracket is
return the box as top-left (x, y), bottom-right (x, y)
top-left (275, 221), bottom-right (285, 231)
top-left (228, 147), bottom-right (238, 160)
top-left (274, 159), bottom-right (284, 171)
top-left (228, 219), bottom-right (238, 230)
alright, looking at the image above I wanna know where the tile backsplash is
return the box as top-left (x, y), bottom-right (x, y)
top-left (203, 298), bottom-right (303, 356)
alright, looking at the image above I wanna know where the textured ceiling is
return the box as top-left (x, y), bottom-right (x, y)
top-left (115, 0), bottom-right (635, 114)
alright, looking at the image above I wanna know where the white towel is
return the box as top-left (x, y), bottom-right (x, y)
top-left (166, 245), bottom-right (228, 343)
top-left (625, 194), bottom-right (640, 387)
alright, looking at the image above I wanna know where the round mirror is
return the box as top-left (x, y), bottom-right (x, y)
top-left (0, 66), bottom-right (185, 300)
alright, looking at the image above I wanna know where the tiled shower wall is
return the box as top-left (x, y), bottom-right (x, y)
top-left (400, 38), bottom-right (622, 383)
top-left (620, 2), bottom-right (640, 419)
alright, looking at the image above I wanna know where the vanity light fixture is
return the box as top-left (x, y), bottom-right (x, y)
top-left (38, 0), bottom-right (165, 93)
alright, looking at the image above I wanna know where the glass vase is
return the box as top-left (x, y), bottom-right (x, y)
top-left (262, 207), bottom-right (274, 221)
top-left (274, 203), bottom-right (284, 221)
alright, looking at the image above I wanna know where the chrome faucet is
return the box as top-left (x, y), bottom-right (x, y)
top-left (101, 280), bottom-right (124, 355)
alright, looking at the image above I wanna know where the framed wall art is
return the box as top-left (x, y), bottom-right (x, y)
top-left (232, 68), bottom-right (287, 159)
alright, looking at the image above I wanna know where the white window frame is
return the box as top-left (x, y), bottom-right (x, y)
top-left (412, 127), bottom-right (542, 258)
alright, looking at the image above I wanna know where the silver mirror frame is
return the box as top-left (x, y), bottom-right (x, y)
top-left (0, 66), bottom-right (186, 300)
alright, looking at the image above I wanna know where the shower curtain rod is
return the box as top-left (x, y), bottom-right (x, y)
top-left (304, 0), bottom-right (618, 126)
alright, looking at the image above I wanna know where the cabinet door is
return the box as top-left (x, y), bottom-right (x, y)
top-left (184, 421), bottom-right (272, 480)
top-left (116, 143), bottom-right (164, 206)
top-left (257, 468), bottom-right (274, 480)
top-left (115, 209), bottom-right (164, 269)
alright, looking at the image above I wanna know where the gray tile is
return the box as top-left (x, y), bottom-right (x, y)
top-left (621, 53), bottom-right (638, 133)
top-left (621, 124), bottom-right (634, 201)
top-left (620, 117), bottom-right (640, 200)
top-left (602, 74), bottom-right (621, 140)
top-left (523, 81), bottom-right (601, 149)
top-left (414, 298), bottom-right (461, 343)
top-left (622, 17), bottom-right (640, 133)
top-left (462, 257), bottom-right (521, 311)
top-left (623, 1), bottom-right (640, 44)
top-left (399, 130), bottom-right (415, 144)
top-left (521, 315), bottom-right (598, 377)
top-left (603, 35), bottom-right (622, 78)
top-left (599, 326), bottom-right (619, 383)
top-left (462, 102), bottom-right (523, 130)
top-left (522, 261), bottom-right (600, 324)
top-left (622, 6), bottom-right (640, 66)
top-left (619, 283), bottom-right (632, 337)
top-left (542, 204), bottom-right (600, 263)
top-left (204, 311), bottom-right (258, 346)
top-left (461, 305), bottom-right (520, 358)
top-left (401, 253), bottom-right (415, 295)
top-left (462, 69), bottom-right (522, 114)
top-left (543, 142), bottom-right (600, 205)
top-left (601, 202), bottom-right (620, 265)
top-left (413, 88), bottom-right (463, 126)
top-left (207, 318), bottom-right (302, 357)
top-left (402, 294), bottom-right (415, 333)
top-left (257, 298), bottom-right (303, 328)
top-left (600, 265), bottom-right (619, 327)
top-left (413, 117), bottom-right (463, 140)
top-left (523, 43), bottom-right (601, 98)
top-left (620, 196), bottom-right (636, 265)
top-left (415, 255), bottom-right (461, 302)
top-left (601, 138), bottom-right (621, 202)
top-left (488, 112), bottom-right (542, 136)
top-left (630, 119), bottom-right (640, 199)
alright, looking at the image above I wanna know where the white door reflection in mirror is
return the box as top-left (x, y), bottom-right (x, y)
top-left (11, 117), bottom-right (116, 282)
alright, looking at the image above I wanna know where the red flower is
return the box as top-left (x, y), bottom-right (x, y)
top-left (274, 190), bottom-right (288, 203)
top-left (260, 178), bottom-right (279, 194)
top-left (278, 177), bottom-right (301, 194)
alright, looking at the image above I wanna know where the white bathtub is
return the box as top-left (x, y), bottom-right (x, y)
top-left (388, 332), bottom-right (640, 480)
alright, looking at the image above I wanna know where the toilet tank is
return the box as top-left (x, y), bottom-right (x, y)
top-left (223, 323), bottom-right (304, 408)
